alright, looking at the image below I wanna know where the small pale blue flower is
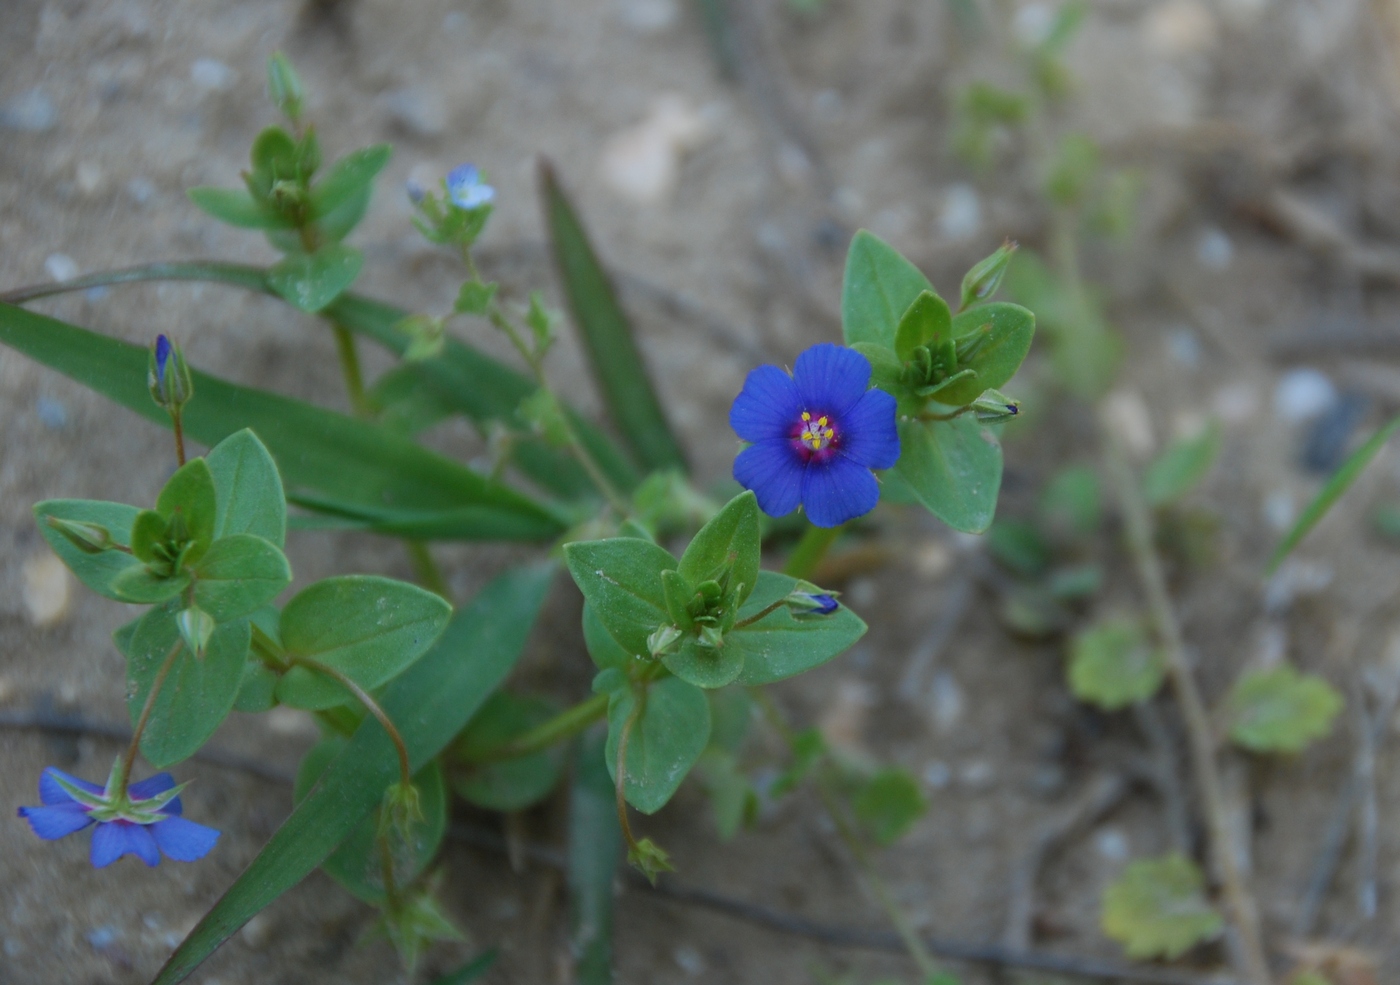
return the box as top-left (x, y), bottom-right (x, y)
top-left (446, 164), bottom-right (495, 209)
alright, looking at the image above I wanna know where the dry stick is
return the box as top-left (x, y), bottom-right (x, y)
top-left (1105, 438), bottom-right (1273, 985)
top-left (447, 822), bottom-right (1240, 985)
top-left (1001, 772), bottom-right (1130, 951)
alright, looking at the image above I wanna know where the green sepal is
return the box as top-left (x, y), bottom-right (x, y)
top-left (130, 509), bottom-right (167, 564)
top-left (959, 239), bottom-right (1018, 310)
top-left (660, 569), bottom-right (696, 633)
top-left (455, 281), bottom-right (498, 316)
top-left (246, 126), bottom-right (301, 199)
top-left (931, 303), bottom-right (1035, 407)
top-left (913, 368), bottom-right (978, 400)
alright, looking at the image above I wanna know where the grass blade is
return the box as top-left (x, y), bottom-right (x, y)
top-left (150, 564), bottom-right (555, 985)
top-left (569, 729), bottom-right (621, 984)
top-left (539, 161), bottom-right (687, 474)
top-left (0, 301), bottom-right (564, 541)
top-left (1266, 416), bottom-right (1400, 574)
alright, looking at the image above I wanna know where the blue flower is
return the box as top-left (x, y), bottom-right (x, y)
top-left (446, 164), bottom-right (495, 209)
top-left (18, 767), bottom-right (219, 868)
top-left (803, 593), bottom-right (839, 614)
top-left (730, 343), bottom-right (900, 527)
top-left (154, 334), bottom-right (172, 385)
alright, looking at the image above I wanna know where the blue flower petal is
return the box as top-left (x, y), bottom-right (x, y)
top-left (729, 365), bottom-right (803, 443)
top-left (152, 817), bottom-right (220, 862)
top-left (837, 388), bottom-right (900, 470)
top-left (19, 803), bottom-right (93, 840)
top-left (92, 821), bottom-right (160, 868)
top-left (129, 772), bottom-right (178, 811)
top-left (39, 767), bottom-right (103, 805)
top-left (446, 164), bottom-right (495, 209)
top-left (792, 343), bottom-right (872, 417)
top-left (734, 439), bottom-right (804, 518)
top-left (801, 454), bottom-right (880, 527)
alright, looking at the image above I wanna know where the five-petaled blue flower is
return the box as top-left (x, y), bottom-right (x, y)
top-left (18, 767), bottom-right (219, 868)
top-left (446, 164), bottom-right (495, 210)
top-left (730, 343), bottom-right (900, 528)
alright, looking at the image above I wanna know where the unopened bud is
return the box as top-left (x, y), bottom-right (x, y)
top-left (697, 624), bottom-right (725, 649)
top-left (396, 313), bottom-right (445, 362)
top-left (176, 605), bottom-right (216, 658)
top-left (647, 624), bottom-right (683, 658)
top-left (148, 335), bottom-right (194, 414)
top-left (959, 239), bottom-right (1018, 310)
top-left (45, 516), bottom-right (114, 554)
top-left (266, 52), bottom-right (304, 123)
top-left (971, 388), bottom-right (1021, 424)
top-left (379, 779), bottom-right (424, 840)
top-left (785, 580), bottom-right (840, 616)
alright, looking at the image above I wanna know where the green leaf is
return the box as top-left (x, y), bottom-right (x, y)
top-left (605, 677), bottom-right (711, 814)
top-left (731, 572), bottom-right (867, 685)
top-left (309, 144), bottom-right (391, 220)
top-left (454, 280), bottom-right (498, 316)
top-left (247, 126), bottom-right (301, 193)
top-left (678, 490), bottom-right (760, 607)
top-left (157, 457), bottom-right (218, 563)
top-left (583, 603), bottom-right (631, 671)
top-left (842, 230), bottom-right (935, 350)
top-left (1143, 420), bottom-right (1222, 507)
top-left (987, 519), bottom-right (1051, 577)
top-left (109, 565), bottom-right (189, 604)
top-left (233, 658), bottom-right (279, 713)
top-left (368, 363), bottom-right (458, 436)
top-left (315, 184), bottom-right (372, 244)
top-left (118, 603), bottom-right (250, 768)
top-left (1227, 665), bottom-right (1343, 753)
top-left (191, 534), bottom-right (291, 622)
top-left (935, 302), bottom-right (1036, 407)
top-left (894, 291), bottom-right (952, 362)
top-left (1038, 465), bottom-right (1101, 540)
top-left (0, 301), bottom-right (565, 542)
top-left (663, 639), bottom-right (747, 690)
top-left (563, 538), bottom-right (677, 659)
top-left (452, 692), bottom-right (565, 811)
top-left (33, 499), bottom-right (143, 601)
top-left (570, 730), bottom-right (621, 985)
top-left (541, 161), bottom-right (686, 473)
top-left (152, 564), bottom-right (553, 985)
top-left (1101, 854), bottom-right (1223, 960)
top-left (853, 768), bottom-right (928, 846)
top-left (206, 429), bottom-right (287, 547)
top-left (294, 739), bottom-right (447, 904)
top-left (274, 575), bottom-right (453, 710)
top-left (428, 953), bottom-right (498, 985)
top-left (1267, 416), bottom-right (1400, 574)
top-left (267, 244), bottom-right (364, 313)
top-left (1067, 620), bottom-right (1165, 710)
top-left (889, 416), bottom-right (1003, 533)
top-left (186, 187), bottom-right (294, 230)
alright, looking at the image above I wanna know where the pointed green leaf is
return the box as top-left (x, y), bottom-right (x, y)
top-left (294, 739), bottom-right (447, 904)
top-left (1144, 420), bottom-right (1222, 507)
top-left (186, 187), bottom-right (294, 230)
top-left (1101, 855), bottom-right (1223, 960)
top-left (309, 144), bottom-right (391, 220)
top-left (563, 538), bottom-right (678, 658)
top-left (267, 244), bottom-right (363, 313)
top-left (731, 572), bottom-right (867, 685)
top-left (889, 416), bottom-right (1003, 533)
top-left (894, 291), bottom-right (952, 362)
top-left (605, 676), bottom-right (711, 814)
top-left (151, 564), bottom-right (553, 985)
top-left (1227, 665), bottom-right (1343, 753)
top-left (191, 534), bottom-right (291, 622)
top-left (109, 565), bottom-right (189, 604)
top-left (1068, 619), bottom-right (1165, 710)
top-left (33, 499), bottom-right (142, 602)
top-left (541, 161), bottom-right (686, 473)
top-left (206, 429), bottom-right (286, 547)
top-left (678, 490), bottom-right (760, 607)
top-left (118, 602), bottom-right (251, 768)
top-left (583, 603), bottom-right (631, 671)
top-left (274, 575), bottom-right (453, 710)
top-left (935, 302), bottom-right (1036, 407)
top-left (842, 230), bottom-right (935, 350)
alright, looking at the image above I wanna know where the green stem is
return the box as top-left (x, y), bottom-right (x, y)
top-left (170, 410), bottom-right (187, 466)
top-left (471, 691), bottom-right (610, 763)
top-left (331, 322), bottom-right (371, 418)
top-left (118, 639), bottom-right (185, 796)
top-left (0, 261), bottom-right (271, 305)
top-left (783, 523), bottom-right (842, 580)
top-left (405, 541), bottom-right (450, 600)
top-left (733, 597), bottom-right (786, 629)
top-left (293, 656), bottom-right (413, 789)
top-left (1105, 436), bottom-right (1273, 985)
top-left (614, 690), bottom-right (645, 857)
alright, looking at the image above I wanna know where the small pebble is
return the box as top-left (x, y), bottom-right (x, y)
top-left (929, 671), bottom-right (964, 734)
top-left (1145, 0), bottom-right (1218, 55)
top-left (1100, 390), bottom-right (1155, 457)
top-left (938, 183), bottom-right (982, 241)
top-left (913, 540), bottom-right (952, 579)
top-left (1213, 382), bottom-right (1260, 424)
top-left (1264, 559), bottom-right (1334, 614)
top-left (127, 177), bottom-right (156, 204)
top-left (190, 58), bottom-right (236, 92)
top-left (1013, 2), bottom-right (1054, 45)
top-left (614, 0), bottom-right (680, 33)
top-left (1195, 226), bottom-right (1234, 270)
top-left (1263, 489), bottom-right (1294, 530)
top-left (0, 88), bottom-right (57, 132)
top-left (1274, 368), bottom-right (1337, 423)
top-left (22, 553), bottom-right (71, 627)
top-left (959, 760), bottom-right (995, 789)
top-left (86, 926), bottom-right (120, 949)
top-left (383, 86), bottom-right (449, 138)
top-left (45, 253), bottom-right (79, 282)
top-left (600, 94), bottom-right (709, 205)
top-left (1094, 825), bottom-right (1130, 862)
top-left (75, 161), bottom-right (103, 195)
top-left (673, 946), bottom-right (705, 976)
top-left (846, 576), bottom-right (877, 608)
top-left (1166, 326), bottom-right (1201, 368)
top-left (923, 761), bottom-right (952, 790)
top-left (35, 396), bottom-right (67, 429)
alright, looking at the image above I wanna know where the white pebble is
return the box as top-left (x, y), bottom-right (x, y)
top-left (929, 671), bottom-right (964, 734)
top-left (190, 58), bottom-right (236, 92)
top-left (1262, 489), bottom-right (1295, 531)
top-left (1013, 3), bottom-right (1054, 45)
top-left (1195, 226), bottom-right (1234, 270)
top-left (1094, 825), bottom-right (1130, 862)
top-left (127, 177), bottom-right (156, 204)
top-left (44, 253), bottom-right (79, 282)
top-left (1100, 390), bottom-right (1155, 457)
top-left (75, 161), bottom-right (103, 195)
top-left (600, 94), bottom-right (709, 205)
top-left (1213, 382), bottom-right (1260, 424)
top-left (673, 946), bottom-right (705, 976)
top-left (1145, 0), bottom-right (1218, 55)
top-left (938, 183), bottom-right (982, 241)
top-left (959, 760), bottom-right (996, 789)
top-left (1166, 326), bottom-right (1201, 368)
top-left (923, 761), bottom-right (952, 789)
top-left (1274, 368), bottom-right (1337, 423)
top-left (22, 554), bottom-right (71, 627)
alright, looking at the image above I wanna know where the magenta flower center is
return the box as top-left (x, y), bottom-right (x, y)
top-left (790, 410), bottom-right (840, 462)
